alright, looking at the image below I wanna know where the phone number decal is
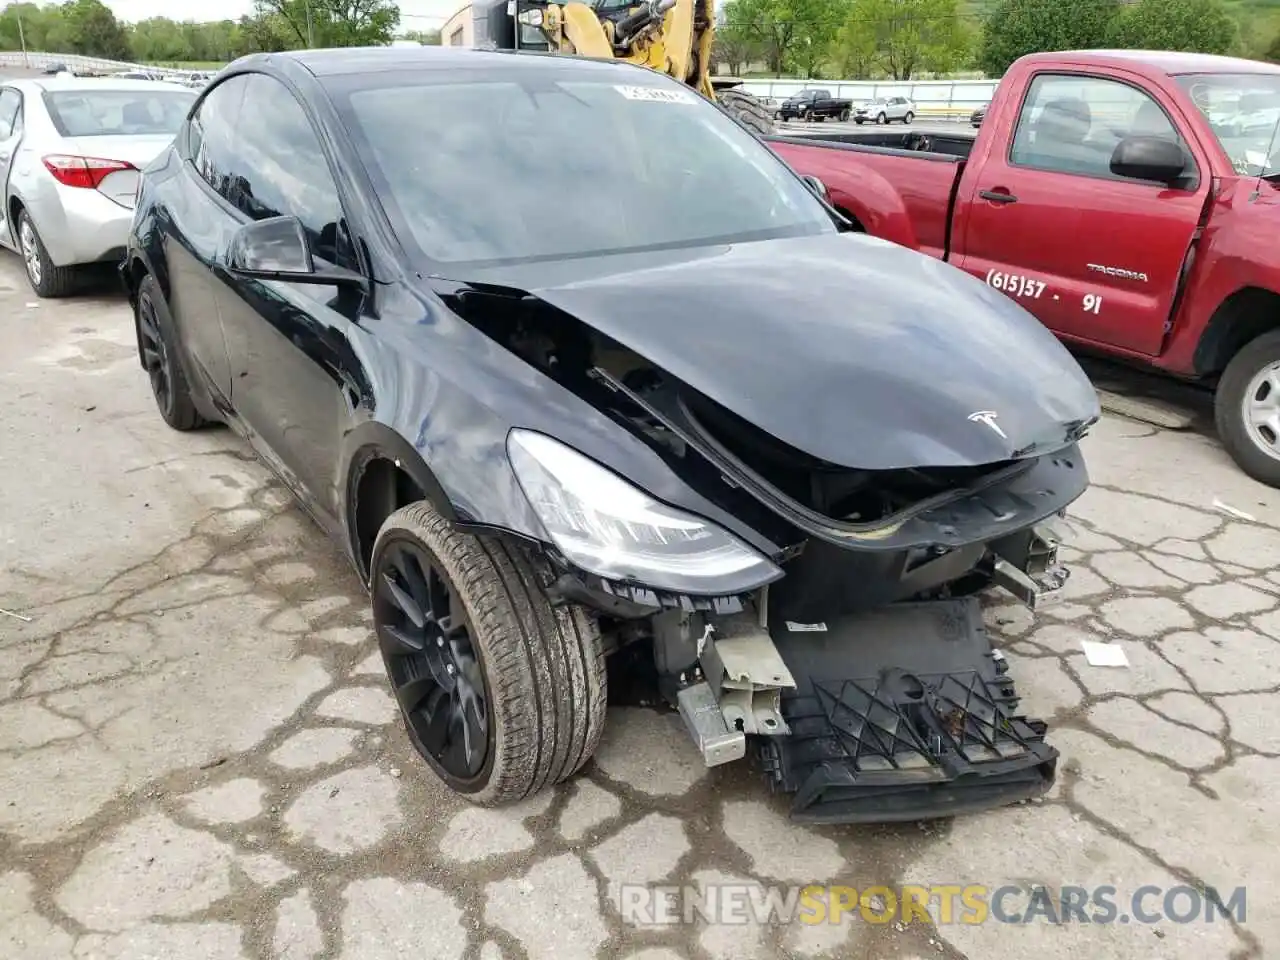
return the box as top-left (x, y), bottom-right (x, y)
top-left (986, 269), bottom-right (1046, 300)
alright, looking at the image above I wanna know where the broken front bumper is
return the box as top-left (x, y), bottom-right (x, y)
top-left (760, 599), bottom-right (1056, 823)
top-left (675, 528), bottom-right (1066, 824)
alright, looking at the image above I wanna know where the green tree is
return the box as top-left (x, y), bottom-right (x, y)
top-left (64, 0), bottom-right (131, 60)
top-left (978, 0), bottom-right (1120, 76)
top-left (1268, 32), bottom-right (1280, 64)
top-left (722, 0), bottom-right (828, 76)
top-left (253, 0), bottom-right (400, 48)
top-left (712, 14), bottom-right (761, 75)
top-left (1107, 0), bottom-right (1237, 55)
top-left (853, 0), bottom-right (971, 80)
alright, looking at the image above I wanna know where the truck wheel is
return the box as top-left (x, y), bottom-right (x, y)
top-left (855, 118), bottom-right (864, 125)
top-left (716, 88), bottom-right (776, 136)
top-left (1215, 329), bottom-right (1280, 487)
top-left (876, 112), bottom-right (887, 124)
top-left (838, 108), bottom-right (851, 122)
top-left (904, 111), bottom-right (915, 124)
top-left (370, 501), bottom-right (607, 804)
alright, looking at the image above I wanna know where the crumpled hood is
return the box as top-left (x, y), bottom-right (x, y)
top-left (469, 232), bottom-right (1100, 470)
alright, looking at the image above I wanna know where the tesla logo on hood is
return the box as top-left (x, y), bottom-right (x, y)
top-left (968, 410), bottom-right (1008, 439)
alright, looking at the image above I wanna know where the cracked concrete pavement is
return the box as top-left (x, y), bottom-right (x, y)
top-left (3, 255), bottom-right (1280, 960)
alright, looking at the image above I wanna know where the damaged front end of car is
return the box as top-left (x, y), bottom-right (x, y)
top-left (433, 236), bottom-right (1099, 824)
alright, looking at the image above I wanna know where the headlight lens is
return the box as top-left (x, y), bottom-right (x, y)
top-left (507, 429), bottom-right (782, 595)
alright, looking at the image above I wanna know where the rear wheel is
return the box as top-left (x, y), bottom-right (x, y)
top-left (371, 501), bottom-right (607, 804)
top-left (136, 274), bottom-right (205, 431)
top-left (716, 88), bottom-right (776, 136)
top-left (838, 108), bottom-right (851, 122)
top-left (17, 210), bottom-right (77, 298)
top-left (1216, 329), bottom-right (1280, 487)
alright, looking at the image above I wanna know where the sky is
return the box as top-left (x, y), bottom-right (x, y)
top-left (100, 0), bottom-right (464, 29)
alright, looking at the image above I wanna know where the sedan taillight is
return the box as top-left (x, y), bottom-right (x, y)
top-left (42, 154), bottom-right (135, 189)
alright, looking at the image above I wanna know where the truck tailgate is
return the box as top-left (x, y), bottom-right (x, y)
top-left (768, 135), bottom-right (965, 260)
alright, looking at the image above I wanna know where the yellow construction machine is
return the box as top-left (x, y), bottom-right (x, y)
top-left (475, 0), bottom-right (776, 134)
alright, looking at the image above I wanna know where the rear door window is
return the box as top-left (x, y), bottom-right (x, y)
top-left (0, 88), bottom-right (20, 140)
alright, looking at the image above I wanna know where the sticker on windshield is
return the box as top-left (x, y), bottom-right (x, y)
top-left (615, 85), bottom-right (697, 104)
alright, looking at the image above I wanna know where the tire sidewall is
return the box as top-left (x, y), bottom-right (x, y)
top-left (905, 112), bottom-right (914, 124)
top-left (18, 212), bottom-right (47, 294)
top-left (877, 112), bottom-right (887, 124)
top-left (1215, 331), bottom-right (1280, 487)
top-left (137, 276), bottom-right (179, 423)
top-left (370, 520), bottom-right (510, 800)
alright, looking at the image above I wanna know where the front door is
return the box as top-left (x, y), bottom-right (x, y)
top-left (0, 87), bottom-right (23, 246)
top-left (954, 70), bottom-right (1209, 358)
top-left (205, 72), bottom-right (369, 524)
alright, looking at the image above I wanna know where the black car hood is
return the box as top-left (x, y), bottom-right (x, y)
top-left (446, 232), bottom-right (1100, 471)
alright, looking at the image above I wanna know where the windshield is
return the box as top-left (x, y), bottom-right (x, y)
top-left (337, 71), bottom-right (834, 267)
top-left (42, 89), bottom-right (195, 137)
top-left (1176, 73), bottom-right (1280, 177)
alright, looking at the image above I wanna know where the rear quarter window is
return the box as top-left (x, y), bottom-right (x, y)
top-left (41, 89), bottom-right (195, 137)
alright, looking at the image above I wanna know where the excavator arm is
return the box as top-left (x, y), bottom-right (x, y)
top-left (484, 0), bottom-right (775, 134)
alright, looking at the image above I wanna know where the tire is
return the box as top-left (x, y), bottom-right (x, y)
top-left (839, 108), bottom-right (851, 122)
top-left (855, 118), bottom-right (864, 125)
top-left (16, 209), bottom-right (78, 298)
top-left (904, 111), bottom-right (915, 124)
top-left (876, 112), bottom-right (888, 125)
top-left (1214, 328), bottom-right (1280, 487)
top-left (371, 501), bottom-right (608, 805)
top-left (716, 88), bottom-right (776, 136)
top-left (136, 273), bottom-right (205, 431)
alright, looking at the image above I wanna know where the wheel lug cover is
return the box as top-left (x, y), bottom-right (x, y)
top-left (437, 636), bottom-right (444, 647)
top-left (446, 663), bottom-right (455, 675)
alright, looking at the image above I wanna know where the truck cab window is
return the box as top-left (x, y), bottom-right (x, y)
top-left (1010, 73), bottom-right (1188, 183)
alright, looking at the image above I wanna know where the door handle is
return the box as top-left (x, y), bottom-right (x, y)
top-left (979, 189), bottom-right (1018, 204)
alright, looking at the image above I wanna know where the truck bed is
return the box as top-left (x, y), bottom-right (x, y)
top-left (766, 133), bottom-right (972, 259)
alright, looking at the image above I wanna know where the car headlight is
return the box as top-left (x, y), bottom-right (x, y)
top-left (507, 429), bottom-right (782, 596)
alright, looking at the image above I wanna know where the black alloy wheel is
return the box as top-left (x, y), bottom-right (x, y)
top-left (373, 536), bottom-right (491, 785)
top-left (138, 293), bottom-right (173, 417)
top-left (136, 275), bottom-right (203, 431)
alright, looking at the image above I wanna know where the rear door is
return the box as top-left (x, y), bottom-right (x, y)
top-left (0, 87), bottom-right (23, 246)
top-left (954, 70), bottom-right (1209, 357)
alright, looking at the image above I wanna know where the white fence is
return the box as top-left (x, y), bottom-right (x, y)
top-left (738, 78), bottom-right (1000, 121)
top-left (0, 50), bottom-right (192, 78)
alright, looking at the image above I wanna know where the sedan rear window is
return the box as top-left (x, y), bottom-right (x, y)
top-left (42, 89), bottom-right (195, 137)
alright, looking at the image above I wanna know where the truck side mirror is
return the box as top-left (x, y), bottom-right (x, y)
top-left (1110, 136), bottom-right (1189, 187)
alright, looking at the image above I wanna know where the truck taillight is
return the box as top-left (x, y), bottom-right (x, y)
top-left (42, 154), bottom-right (135, 189)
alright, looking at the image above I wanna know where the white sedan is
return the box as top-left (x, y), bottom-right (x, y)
top-left (0, 76), bottom-right (196, 297)
top-left (853, 96), bottom-right (916, 125)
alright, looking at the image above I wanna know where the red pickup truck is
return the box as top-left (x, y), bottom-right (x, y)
top-left (771, 50), bottom-right (1280, 487)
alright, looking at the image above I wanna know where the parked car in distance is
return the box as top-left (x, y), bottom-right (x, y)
top-left (42, 62), bottom-right (68, 75)
top-left (854, 95), bottom-right (915, 124)
top-left (970, 101), bottom-right (989, 127)
top-left (123, 45), bottom-right (1096, 821)
top-left (779, 88), bottom-right (853, 122)
top-left (770, 49), bottom-right (1280, 486)
top-left (0, 76), bottom-right (197, 296)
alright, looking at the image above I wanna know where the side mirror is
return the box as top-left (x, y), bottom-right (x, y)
top-left (1110, 136), bottom-right (1188, 187)
top-left (802, 175), bottom-right (829, 201)
top-left (227, 215), bottom-right (366, 288)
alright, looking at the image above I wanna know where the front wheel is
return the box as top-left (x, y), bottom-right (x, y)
top-left (136, 274), bottom-right (205, 431)
top-left (1216, 330), bottom-right (1280, 487)
top-left (876, 112), bottom-right (887, 125)
top-left (904, 111), bottom-right (915, 124)
top-left (371, 502), bottom-right (607, 804)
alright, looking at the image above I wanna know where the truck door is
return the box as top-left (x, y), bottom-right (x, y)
top-left (954, 71), bottom-right (1209, 358)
